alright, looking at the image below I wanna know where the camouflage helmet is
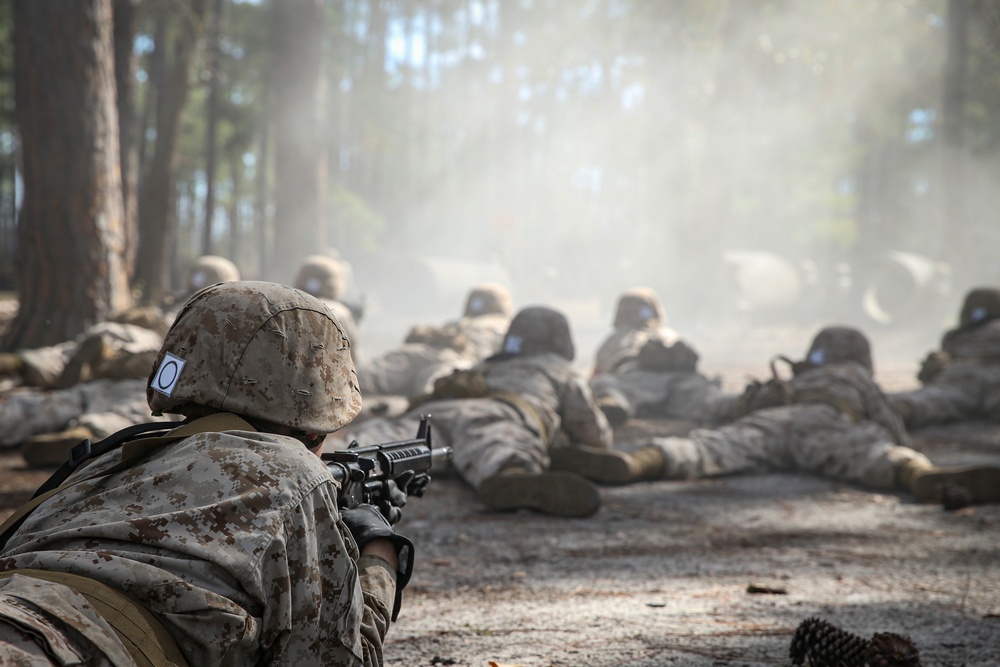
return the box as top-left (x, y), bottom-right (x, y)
top-left (463, 283), bottom-right (513, 318)
top-left (613, 287), bottom-right (666, 329)
top-left (500, 306), bottom-right (575, 361)
top-left (147, 281), bottom-right (361, 434)
top-left (294, 254), bottom-right (347, 302)
top-left (958, 287), bottom-right (1000, 326)
top-left (186, 255), bottom-right (241, 293)
top-left (803, 326), bottom-right (873, 373)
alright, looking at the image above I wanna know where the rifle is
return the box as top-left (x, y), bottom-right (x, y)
top-left (321, 415), bottom-right (451, 511)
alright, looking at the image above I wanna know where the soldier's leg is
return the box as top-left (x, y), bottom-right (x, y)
top-left (552, 420), bottom-right (785, 485)
top-left (454, 403), bottom-right (599, 517)
top-left (0, 387), bottom-right (85, 448)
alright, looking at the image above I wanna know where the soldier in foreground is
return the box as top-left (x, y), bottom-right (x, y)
top-left (0, 281), bottom-right (411, 666)
top-left (889, 286), bottom-right (1000, 428)
top-left (328, 305), bottom-right (613, 517)
top-left (555, 326), bottom-right (1000, 506)
top-left (589, 287), bottom-right (738, 426)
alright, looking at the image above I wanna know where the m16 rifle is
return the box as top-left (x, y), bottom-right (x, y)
top-left (321, 415), bottom-right (451, 513)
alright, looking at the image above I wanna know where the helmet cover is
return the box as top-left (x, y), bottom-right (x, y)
top-left (147, 281), bottom-right (361, 433)
top-left (501, 306), bottom-right (575, 361)
top-left (613, 287), bottom-right (666, 329)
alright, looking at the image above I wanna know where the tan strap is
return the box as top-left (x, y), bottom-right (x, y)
top-left (0, 413), bottom-right (255, 550)
top-left (793, 389), bottom-right (862, 422)
top-left (490, 391), bottom-right (551, 445)
top-left (0, 569), bottom-right (188, 667)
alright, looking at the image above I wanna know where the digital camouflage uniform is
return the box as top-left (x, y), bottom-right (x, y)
top-left (0, 282), bottom-right (402, 666)
top-left (592, 287), bottom-right (680, 375)
top-left (354, 284), bottom-right (513, 401)
top-left (890, 287), bottom-right (1000, 428)
top-left (2, 258), bottom-right (242, 465)
top-left (0, 379), bottom-right (175, 449)
top-left (644, 360), bottom-right (928, 489)
top-left (294, 254), bottom-right (363, 364)
top-left (589, 287), bottom-right (737, 425)
top-left (553, 327), bottom-right (1000, 505)
top-left (332, 307), bottom-right (612, 517)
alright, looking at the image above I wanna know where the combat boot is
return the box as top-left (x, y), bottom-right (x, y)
top-left (597, 394), bottom-right (632, 426)
top-left (899, 459), bottom-right (1000, 505)
top-left (476, 467), bottom-right (600, 518)
top-left (549, 445), bottom-right (665, 485)
top-left (21, 425), bottom-right (95, 468)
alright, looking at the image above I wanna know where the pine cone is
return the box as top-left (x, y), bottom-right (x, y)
top-left (866, 632), bottom-right (921, 667)
top-left (789, 617), bottom-right (868, 667)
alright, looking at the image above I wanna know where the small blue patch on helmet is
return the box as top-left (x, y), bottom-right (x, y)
top-left (808, 349), bottom-right (826, 365)
top-left (504, 335), bottom-right (523, 354)
top-left (971, 306), bottom-right (989, 323)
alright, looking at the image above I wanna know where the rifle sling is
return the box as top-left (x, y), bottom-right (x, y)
top-left (490, 391), bottom-right (551, 445)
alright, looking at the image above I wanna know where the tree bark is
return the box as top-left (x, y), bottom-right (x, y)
top-left (272, 0), bottom-right (327, 283)
top-left (114, 0), bottom-right (139, 282)
top-left (940, 0), bottom-right (970, 278)
top-left (6, 0), bottom-right (131, 349)
top-left (134, 0), bottom-right (207, 303)
top-left (201, 0), bottom-right (224, 257)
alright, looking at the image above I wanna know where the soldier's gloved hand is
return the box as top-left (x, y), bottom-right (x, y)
top-left (378, 476), bottom-right (410, 525)
top-left (405, 471), bottom-right (431, 498)
top-left (340, 504), bottom-right (414, 620)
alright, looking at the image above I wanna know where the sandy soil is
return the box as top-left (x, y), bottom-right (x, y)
top-left (0, 356), bottom-right (997, 666)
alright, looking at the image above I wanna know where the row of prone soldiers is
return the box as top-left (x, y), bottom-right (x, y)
top-left (2, 256), bottom-right (999, 515)
top-left (0, 277), bottom-right (996, 665)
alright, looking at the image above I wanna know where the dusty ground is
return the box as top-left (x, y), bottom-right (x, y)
top-left (0, 352), bottom-right (997, 666)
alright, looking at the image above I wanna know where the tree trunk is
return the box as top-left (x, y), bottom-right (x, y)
top-left (114, 0), bottom-right (139, 282)
top-left (272, 0), bottom-right (327, 283)
top-left (940, 0), bottom-right (970, 280)
top-left (134, 0), bottom-right (207, 303)
top-left (6, 0), bottom-right (131, 350)
top-left (201, 0), bottom-right (224, 257)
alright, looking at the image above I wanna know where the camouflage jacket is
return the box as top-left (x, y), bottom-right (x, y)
top-left (592, 324), bottom-right (681, 375)
top-left (941, 319), bottom-right (1000, 362)
top-left (476, 352), bottom-right (613, 448)
top-left (789, 362), bottom-right (910, 447)
top-left (0, 430), bottom-right (395, 667)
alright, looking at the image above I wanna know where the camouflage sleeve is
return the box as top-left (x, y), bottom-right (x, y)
top-left (264, 480), bottom-right (395, 667)
top-left (559, 376), bottom-right (613, 449)
top-left (866, 383), bottom-right (911, 448)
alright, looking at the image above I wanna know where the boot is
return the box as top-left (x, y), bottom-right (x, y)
top-left (597, 395), bottom-right (631, 427)
top-left (899, 459), bottom-right (1000, 505)
top-left (21, 425), bottom-right (95, 468)
top-left (549, 445), bottom-right (665, 485)
top-left (476, 467), bottom-right (600, 518)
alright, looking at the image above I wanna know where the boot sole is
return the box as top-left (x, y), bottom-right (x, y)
top-left (912, 466), bottom-right (1000, 504)
top-left (477, 471), bottom-right (600, 518)
top-left (549, 446), bottom-right (634, 485)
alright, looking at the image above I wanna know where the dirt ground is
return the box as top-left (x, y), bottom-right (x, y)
top-left (0, 353), bottom-right (997, 666)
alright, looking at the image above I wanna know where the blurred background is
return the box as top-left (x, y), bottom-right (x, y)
top-left (1, 0), bottom-right (998, 368)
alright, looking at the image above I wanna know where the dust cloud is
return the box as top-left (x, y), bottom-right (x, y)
top-left (341, 2), bottom-right (994, 376)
